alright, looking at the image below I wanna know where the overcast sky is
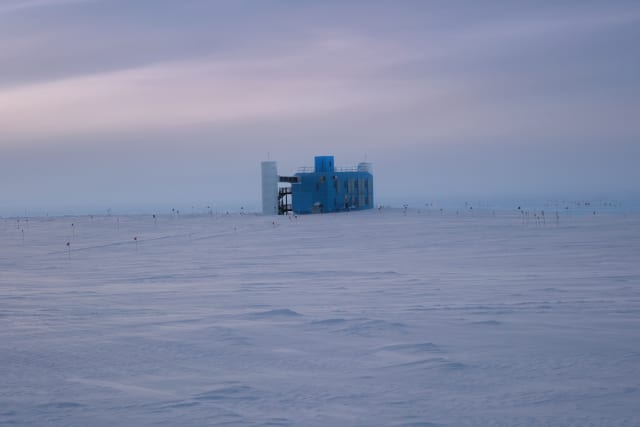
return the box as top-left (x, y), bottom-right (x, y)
top-left (1, 0), bottom-right (639, 214)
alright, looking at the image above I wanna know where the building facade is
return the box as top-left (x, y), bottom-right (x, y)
top-left (290, 156), bottom-right (373, 214)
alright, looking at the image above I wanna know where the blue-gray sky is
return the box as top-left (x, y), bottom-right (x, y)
top-left (1, 0), bottom-right (639, 214)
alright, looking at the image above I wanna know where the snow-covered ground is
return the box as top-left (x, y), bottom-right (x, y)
top-left (2, 209), bottom-right (639, 426)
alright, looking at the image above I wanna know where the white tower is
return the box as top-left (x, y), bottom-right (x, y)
top-left (261, 161), bottom-right (278, 215)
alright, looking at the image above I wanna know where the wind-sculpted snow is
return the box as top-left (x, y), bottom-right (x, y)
top-left (1, 209), bottom-right (640, 426)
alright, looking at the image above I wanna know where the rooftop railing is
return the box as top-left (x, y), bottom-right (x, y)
top-left (296, 166), bottom-right (364, 173)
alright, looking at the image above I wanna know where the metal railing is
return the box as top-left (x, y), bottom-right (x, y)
top-left (296, 166), bottom-right (362, 173)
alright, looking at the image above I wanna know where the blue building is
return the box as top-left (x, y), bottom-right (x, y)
top-left (287, 156), bottom-right (373, 214)
top-left (290, 156), bottom-right (373, 214)
top-left (261, 155), bottom-right (374, 215)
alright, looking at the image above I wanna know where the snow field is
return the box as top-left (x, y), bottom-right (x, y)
top-left (1, 209), bottom-right (640, 426)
